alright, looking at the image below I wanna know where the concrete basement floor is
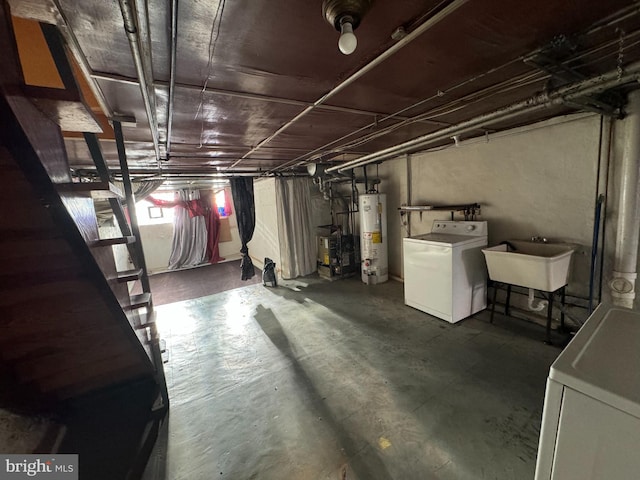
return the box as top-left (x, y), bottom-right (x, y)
top-left (142, 276), bottom-right (562, 480)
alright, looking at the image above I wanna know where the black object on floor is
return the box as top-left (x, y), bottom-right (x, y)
top-left (262, 258), bottom-right (277, 287)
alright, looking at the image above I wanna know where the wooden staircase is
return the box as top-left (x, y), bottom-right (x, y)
top-left (0, 5), bottom-right (168, 476)
top-left (0, 140), bottom-right (160, 403)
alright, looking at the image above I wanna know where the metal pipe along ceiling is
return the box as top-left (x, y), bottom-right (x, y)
top-left (277, 5), bottom-right (640, 173)
top-left (166, 0), bottom-right (178, 157)
top-left (225, 0), bottom-right (470, 170)
top-left (118, 0), bottom-right (162, 169)
top-left (327, 60), bottom-right (640, 173)
top-left (90, 71), bottom-right (445, 124)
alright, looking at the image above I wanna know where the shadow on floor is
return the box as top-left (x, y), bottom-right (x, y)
top-left (271, 276), bottom-right (570, 346)
top-left (253, 304), bottom-right (394, 480)
top-left (142, 276), bottom-right (563, 479)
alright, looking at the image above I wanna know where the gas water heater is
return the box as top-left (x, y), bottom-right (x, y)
top-left (359, 193), bottom-right (388, 284)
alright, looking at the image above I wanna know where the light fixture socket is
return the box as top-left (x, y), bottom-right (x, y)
top-left (322, 0), bottom-right (374, 32)
top-left (339, 14), bottom-right (355, 29)
top-left (307, 163), bottom-right (327, 177)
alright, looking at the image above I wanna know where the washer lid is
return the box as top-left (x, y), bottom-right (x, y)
top-left (550, 304), bottom-right (640, 418)
top-left (407, 232), bottom-right (487, 246)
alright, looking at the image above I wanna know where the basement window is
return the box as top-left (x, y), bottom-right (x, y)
top-left (136, 191), bottom-right (176, 226)
top-left (148, 206), bottom-right (164, 219)
top-left (215, 189), bottom-right (230, 217)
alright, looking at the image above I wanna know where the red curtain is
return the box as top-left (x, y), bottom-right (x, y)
top-left (200, 190), bottom-right (224, 263)
top-left (147, 192), bottom-right (225, 264)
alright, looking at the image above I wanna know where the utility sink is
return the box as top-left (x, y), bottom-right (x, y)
top-left (482, 240), bottom-right (575, 292)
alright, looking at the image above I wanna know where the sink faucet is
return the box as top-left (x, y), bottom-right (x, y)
top-left (531, 236), bottom-right (548, 243)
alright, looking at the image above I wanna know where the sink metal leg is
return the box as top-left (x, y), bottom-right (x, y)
top-left (545, 291), bottom-right (554, 345)
top-left (505, 284), bottom-right (512, 317)
top-left (490, 281), bottom-right (498, 324)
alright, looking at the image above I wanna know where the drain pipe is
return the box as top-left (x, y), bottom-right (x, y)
top-left (527, 289), bottom-right (548, 311)
top-left (118, 0), bottom-right (162, 168)
top-left (327, 60), bottom-right (640, 174)
top-left (610, 90), bottom-right (640, 308)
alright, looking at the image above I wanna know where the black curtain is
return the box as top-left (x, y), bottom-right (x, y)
top-left (230, 177), bottom-right (256, 280)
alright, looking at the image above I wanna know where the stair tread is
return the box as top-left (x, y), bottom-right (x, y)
top-left (127, 292), bottom-right (152, 310)
top-left (116, 269), bottom-right (143, 283)
top-left (57, 181), bottom-right (124, 199)
top-left (90, 236), bottom-right (136, 247)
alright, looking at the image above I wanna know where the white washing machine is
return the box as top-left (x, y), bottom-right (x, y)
top-left (403, 220), bottom-right (488, 323)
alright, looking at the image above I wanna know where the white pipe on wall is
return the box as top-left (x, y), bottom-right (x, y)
top-left (610, 90), bottom-right (640, 308)
top-left (118, 0), bottom-right (162, 167)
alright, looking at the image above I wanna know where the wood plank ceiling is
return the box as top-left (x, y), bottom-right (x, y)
top-left (8, 0), bottom-right (640, 187)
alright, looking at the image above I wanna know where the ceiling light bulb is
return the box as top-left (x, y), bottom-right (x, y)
top-left (338, 21), bottom-right (357, 55)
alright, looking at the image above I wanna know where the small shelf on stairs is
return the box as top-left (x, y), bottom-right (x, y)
top-left (57, 181), bottom-right (124, 199)
top-left (90, 236), bottom-right (136, 247)
top-left (116, 269), bottom-right (143, 283)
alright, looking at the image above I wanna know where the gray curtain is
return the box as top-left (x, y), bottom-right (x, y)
top-left (168, 189), bottom-right (208, 269)
top-left (275, 177), bottom-right (316, 279)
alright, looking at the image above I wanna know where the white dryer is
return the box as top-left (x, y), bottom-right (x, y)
top-left (535, 304), bottom-right (640, 480)
top-left (403, 220), bottom-right (488, 323)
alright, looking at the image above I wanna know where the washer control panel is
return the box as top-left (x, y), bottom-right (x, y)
top-left (431, 220), bottom-right (488, 237)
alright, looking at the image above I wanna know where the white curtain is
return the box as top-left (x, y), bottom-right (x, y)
top-left (168, 189), bottom-right (208, 269)
top-left (275, 177), bottom-right (316, 279)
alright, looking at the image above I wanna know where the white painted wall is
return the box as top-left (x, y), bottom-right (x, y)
top-left (219, 212), bottom-right (243, 261)
top-left (370, 114), bottom-right (602, 302)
